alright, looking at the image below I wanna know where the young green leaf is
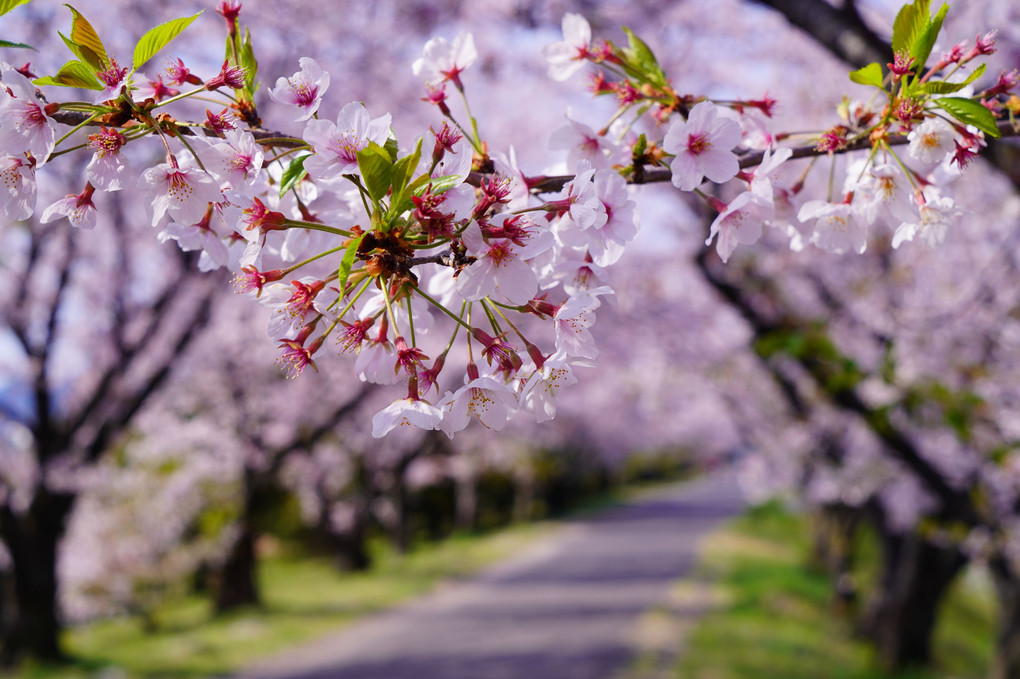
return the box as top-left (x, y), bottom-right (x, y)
top-left (33, 59), bottom-right (103, 90)
top-left (620, 27), bottom-right (668, 87)
top-left (388, 138), bottom-right (423, 218)
top-left (64, 5), bottom-right (108, 70)
top-left (337, 233), bottom-right (366, 293)
top-left (849, 62), bottom-right (885, 89)
top-left (0, 39), bottom-right (35, 49)
top-left (278, 155), bottom-right (309, 199)
top-left (911, 2), bottom-right (949, 68)
top-left (132, 11), bottom-right (202, 70)
top-left (357, 142), bottom-right (395, 203)
top-left (238, 27), bottom-right (259, 95)
top-left (404, 174), bottom-right (461, 204)
top-left (0, 0), bottom-right (29, 17)
top-left (891, 0), bottom-right (929, 57)
top-left (935, 97), bottom-right (1000, 138)
top-left (916, 63), bottom-right (985, 95)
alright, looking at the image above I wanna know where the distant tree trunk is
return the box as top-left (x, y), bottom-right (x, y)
top-left (212, 470), bottom-right (261, 613)
top-left (333, 507), bottom-right (371, 572)
top-left (989, 556), bottom-right (1020, 679)
top-left (811, 503), bottom-right (860, 613)
top-left (857, 523), bottom-right (967, 671)
top-left (331, 458), bottom-right (372, 572)
top-left (390, 466), bottom-right (412, 554)
top-left (513, 465), bottom-right (535, 522)
top-left (0, 491), bottom-right (74, 666)
top-left (213, 522), bottom-right (260, 613)
top-left (455, 460), bottom-right (478, 532)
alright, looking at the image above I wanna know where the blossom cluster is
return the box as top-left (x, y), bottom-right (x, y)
top-left (0, 0), bottom-right (1014, 437)
top-left (542, 7), bottom-right (1017, 261)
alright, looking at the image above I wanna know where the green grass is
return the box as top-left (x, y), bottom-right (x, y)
top-left (675, 503), bottom-right (995, 679)
top-left (14, 522), bottom-right (559, 679)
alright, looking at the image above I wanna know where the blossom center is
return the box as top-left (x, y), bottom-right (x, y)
top-left (686, 132), bottom-right (710, 156)
top-left (486, 241), bottom-right (513, 268)
top-left (167, 170), bottom-right (195, 202)
top-left (336, 129), bottom-right (366, 163)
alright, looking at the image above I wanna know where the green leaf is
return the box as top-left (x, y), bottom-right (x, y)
top-left (891, 0), bottom-right (929, 57)
top-left (383, 136), bottom-right (399, 162)
top-left (849, 62), bottom-right (885, 89)
top-left (278, 155), bottom-right (308, 199)
top-left (132, 11), bottom-right (202, 70)
top-left (238, 27), bottom-right (259, 95)
top-left (916, 64), bottom-right (986, 95)
top-left (34, 59), bottom-right (102, 89)
top-left (404, 173), bottom-right (461, 205)
top-left (337, 233), bottom-right (366, 293)
top-left (0, 39), bottom-right (35, 49)
top-left (64, 5), bottom-right (108, 70)
top-left (911, 2), bottom-right (949, 68)
top-left (935, 96), bottom-right (1000, 138)
top-left (0, 0), bottom-right (29, 17)
top-left (388, 138), bottom-right (423, 218)
top-left (357, 142), bottom-right (395, 203)
top-left (58, 30), bottom-right (104, 73)
top-left (620, 26), bottom-right (668, 87)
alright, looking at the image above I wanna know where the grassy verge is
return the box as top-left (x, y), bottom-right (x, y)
top-left (674, 503), bottom-right (995, 679)
top-left (14, 521), bottom-right (559, 679)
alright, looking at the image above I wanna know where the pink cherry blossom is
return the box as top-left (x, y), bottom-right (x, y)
top-left (456, 220), bottom-right (549, 305)
top-left (197, 130), bottom-right (264, 190)
top-left (269, 57), bottom-right (330, 122)
top-left (519, 350), bottom-right (581, 423)
top-left (706, 191), bottom-right (773, 263)
top-left (412, 32), bottom-right (477, 89)
top-left (0, 154), bottom-right (36, 221)
top-left (303, 102), bottom-right (392, 181)
top-left (663, 101), bottom-right (742, 191)
top-left (138, 160), bottom-right (223, 228)
top-left (438, 376), bottom-right (518, 436)
top-left (553, 286), bottom-right (613, 359)
top-left (541, 13), bottom-right (592, 81)
top-left (798, 200), bottom-right (869, 254)
top-left (891, 193), bottom-right (966, 249)
top-left (0, 67), bottom-right (56, 165)
top-left (40, 184), bottom-right (98, 229)
top-left (548, 115), bottom-right (623, 170)
top-left (372, 397), bottom-right (442, 438)
top-left (355, 340), bottom-right (401, 385)
top-left (85, 127), bottom-right (129, 191)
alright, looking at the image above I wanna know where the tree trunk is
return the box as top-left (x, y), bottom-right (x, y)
top-left (212, 469), bottom-right (261, 614)
top-left (856, 524), bottom-right (967, 671)
top-left (0, 492), bottom-right (74, 666)
top-left (989, 556), bottom-right (1020, 679)
top-left (811, 504), bottom-right (860, 613)
top-left (213, 522), bottom-right (260, 613)
top-left (455, 461), bottom-right (478, 532)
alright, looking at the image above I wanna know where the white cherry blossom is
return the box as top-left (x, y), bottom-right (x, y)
top-left (0, 68), bottom-right (56, 165)
top-left (269, 57), bottom-right (330, 122)
top-left (303, 102), bottom-right (392, 181)
top-left (907, 117), bottom-right (957, 165)
top-left (663, 101), bottom-right (742, 191)
top-left (138, 161), bottom-right (222, 228)
top-left (438, 376), bottom-right (518, 436)
top-left (372, 398), bottom-right (443, 438)
top-left (412, 32), bottom-right (477, 88)
top-left (541, 13), bottom-right (592, 81)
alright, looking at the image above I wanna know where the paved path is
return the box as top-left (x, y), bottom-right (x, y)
top-left (240, 471), bottom-right (744, 679)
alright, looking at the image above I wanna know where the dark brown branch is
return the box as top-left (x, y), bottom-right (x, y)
top-left (748, 0), bottom-right (893, 67)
